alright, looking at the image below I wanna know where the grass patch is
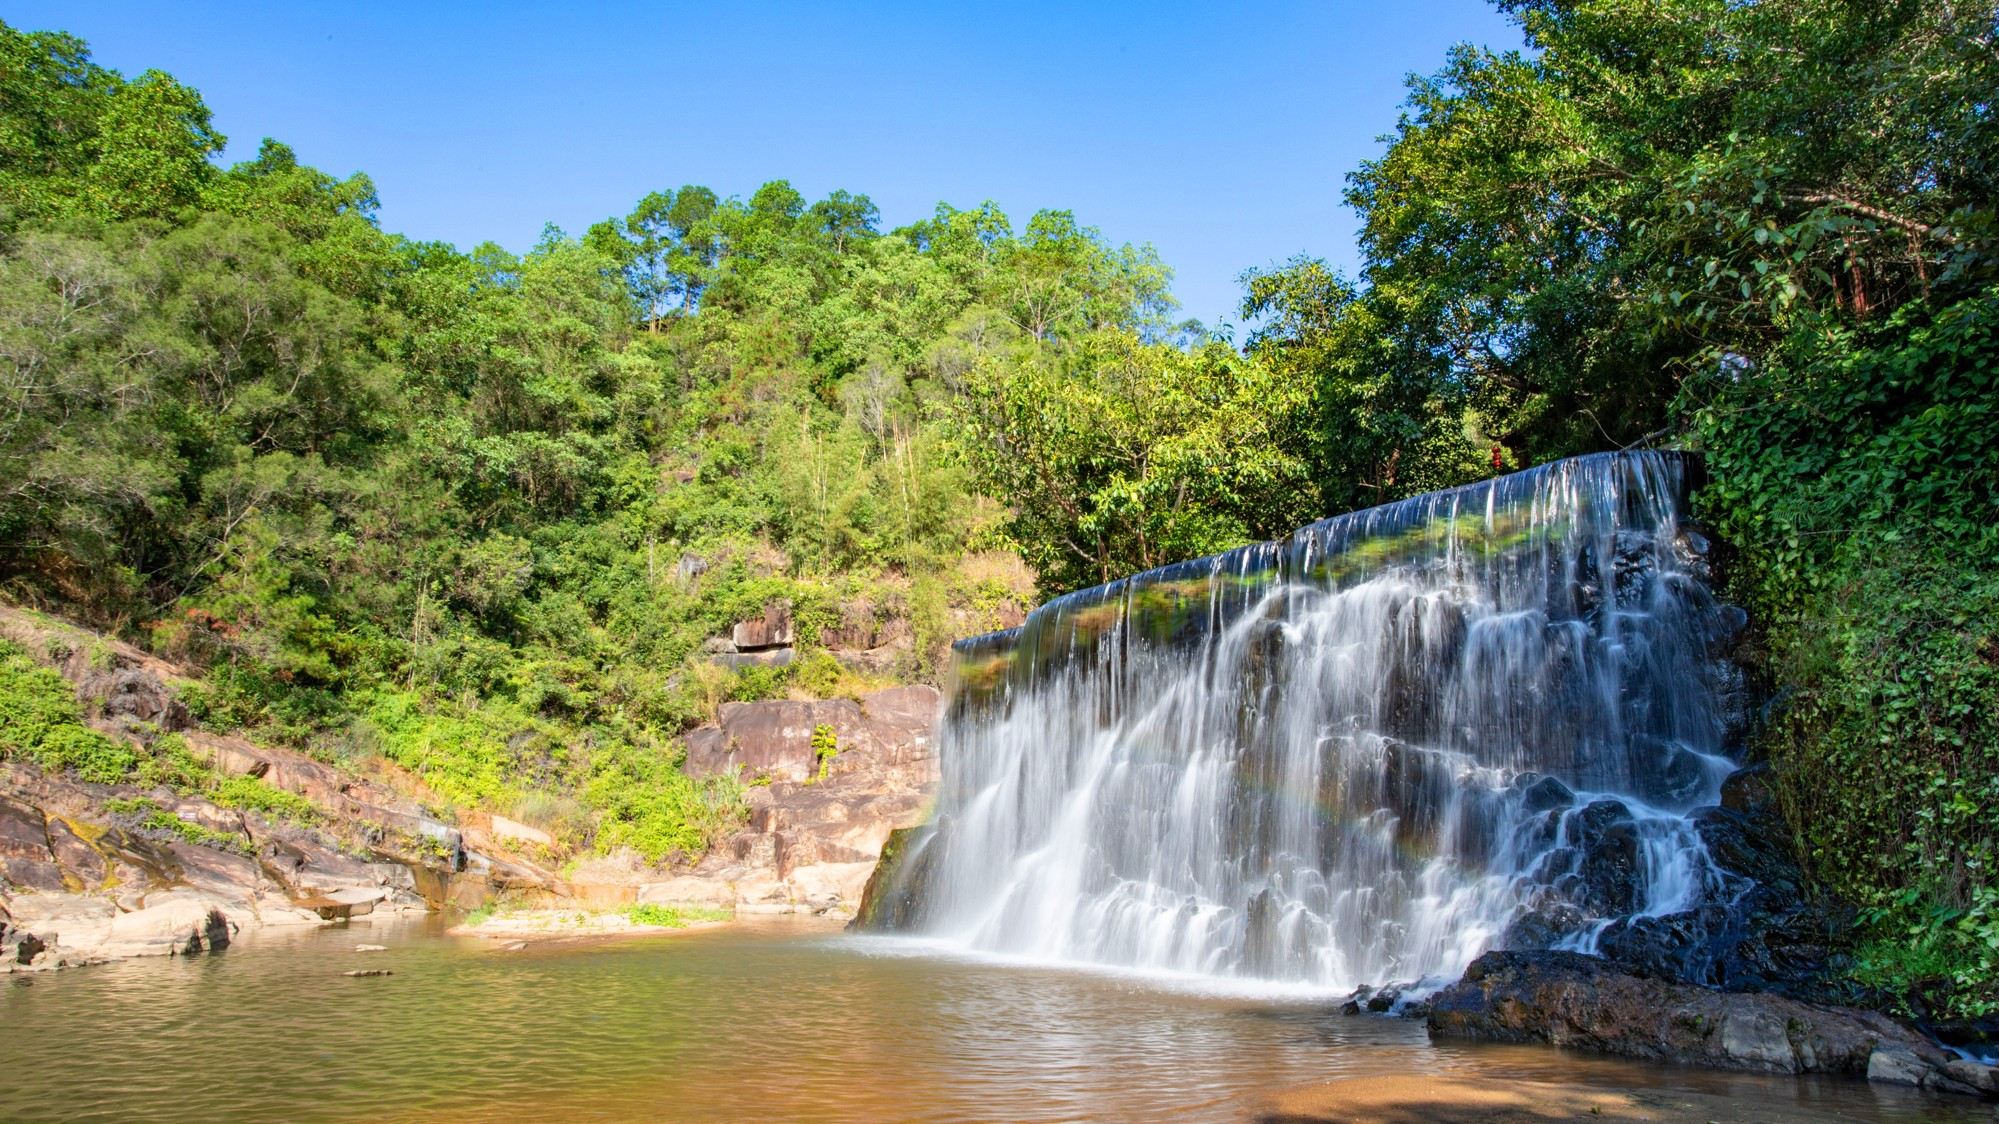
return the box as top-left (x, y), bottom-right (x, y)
top-left (626, 902), bottom-right (732, 928)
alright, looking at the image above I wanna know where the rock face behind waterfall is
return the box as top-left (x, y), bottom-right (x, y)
top-left (863, 452), bottom-right (1786, 992)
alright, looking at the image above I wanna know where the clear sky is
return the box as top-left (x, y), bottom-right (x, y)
top-left (10, 1), bottom-right (1520, 331)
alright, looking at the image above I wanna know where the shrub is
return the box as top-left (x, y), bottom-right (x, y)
top-left (809, 723), bottom-right (839, 783)
top-left (135, 733), bottom-right (210, 790)
top-left (209, 774), bottom-right (319, 823)
top-left (31, 725), bottom-right (138, 783)
top-left (627, 902), bottom-right (731, 927)
top-left (0, 641), bottom-right (137, 782)
top-left (586, 739), bottom-right (745, 863)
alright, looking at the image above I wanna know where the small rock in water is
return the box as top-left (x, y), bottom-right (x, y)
top-left (500, 940), bottom-right (528, 951)
top-left (354, 944), bottom-right (387, 952)
top-left (343, 969), bottom-right (393, 977)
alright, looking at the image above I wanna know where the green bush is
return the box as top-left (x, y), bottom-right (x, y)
top-left (30, 725), bottom-right (137, 783)
top-left (134, 732), bottom-right (211, 790)
top-left (140, 809), bottom-right (247, 852)
top-left (587, 740), bottom-right (745, 863)
top-left (809, 723), bottom-right (839, 783)
top-left (1691, 288), bottom-right (1999, 1016)
top-left (0, 641), bottom-right (91, 753)
top-left (363, 691), bottom-right (518, 807)
top-left (209, 774), bottom-right (320, 823)
top-left (627, 902), bottom-right (731, 927)
top-left (0, 640), bottom-right (137, 782)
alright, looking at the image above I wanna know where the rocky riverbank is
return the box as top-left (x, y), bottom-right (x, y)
top-left (1426, 950), bottom-right (1999, 1097)
top-left (2, 603), bottom-right (940, 973)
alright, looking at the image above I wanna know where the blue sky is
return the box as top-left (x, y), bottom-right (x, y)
top-left (12, 1), bottom-right (1519, 330)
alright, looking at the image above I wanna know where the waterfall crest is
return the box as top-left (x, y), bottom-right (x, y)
top-left (884, 451), bottom-right (1748, 990)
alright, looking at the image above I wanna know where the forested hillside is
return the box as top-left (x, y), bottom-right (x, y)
top-left (0, 19), bottom-right (1326, 860)
top-left (4, 1), bottom-right (1998, 1011)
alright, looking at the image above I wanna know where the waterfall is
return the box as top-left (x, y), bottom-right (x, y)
top-left (879, 451), bottom-right (1748, 991)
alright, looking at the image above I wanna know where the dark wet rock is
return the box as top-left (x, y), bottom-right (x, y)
top-left (1629, 738), bottom-right (1715, 808)
top-left (1719, 764), bottom-right (1775, 814)
top-left (1577, 798), bottom-right (1854, 1005)
top-left (1380, 740), bottom-right (1450, 850)
top-left (850, 824), bottom-right (941, 932)
top-left (1429, 950), bottom-right (1993, 1096)
top-left (1705, 603), bottom-right (1749, 657)
top-left (184, 908), bottom-right (231, 955)
top-left (1610, 530), bottom-right (1660, 610)
top-left (1499, 890), bottom-right (1590, 952)
top-left (1379, 597), bottom-right (1465, 742)
top-left (1561, 799), bottom-right (1641, 916)
top-left (1516, 774), bottom-right (1574, 815)
top-left (1339, 982), bottom-right (1432, 1018)
top-left (6, 926), bottom-right (46, 965)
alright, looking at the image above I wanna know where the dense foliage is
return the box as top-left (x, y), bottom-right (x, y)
top-left (1692, 292), bottom-right (1999, 1014)
top-left (0, 19), bottom-right (1295, 858)
top-left (4, 2), bottom-right (1998, 1000)
top-left (1333, 0), bottom-right (1999, 1013)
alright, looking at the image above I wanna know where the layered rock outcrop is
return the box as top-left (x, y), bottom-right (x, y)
top-left (664, 685), bottom-right (941, 916)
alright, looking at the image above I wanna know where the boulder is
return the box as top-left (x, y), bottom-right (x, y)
top-left (730, 602), bottom-right (795, 650)
top-left (636, 876), bottom-right (737, 909)
top-left (165, 842), bottom-right (265, 907)
top-left (1560, 799), bottom-right (1641, 916)
top-left (684, 698), bottom-right (866, 782)
top-left (784, 860), bottom-right (876, 914)
top-left (78, 666), bottom-right (190, 733)
top-left (1428, 950), bottom-right (1992, 1097)
top-left (102, 893), bottom-right (236, 958)
top-left (683, 685), bottom-right (940, 789)
top-left (1720, 763), bottom-right (1776, 814)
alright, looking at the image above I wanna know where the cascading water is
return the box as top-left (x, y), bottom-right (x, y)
top-left (872, 451), bottom-right (1751, 991)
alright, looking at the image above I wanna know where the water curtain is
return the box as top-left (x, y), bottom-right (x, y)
top-left (888, 451), bottom-right (1745, 988)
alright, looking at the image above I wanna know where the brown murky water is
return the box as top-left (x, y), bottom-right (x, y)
top-left (0, 916), bottom-right (1984, 1122)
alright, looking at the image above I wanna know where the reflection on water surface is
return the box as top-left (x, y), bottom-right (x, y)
top-left (0, 917), bottom-right (1980, 1122)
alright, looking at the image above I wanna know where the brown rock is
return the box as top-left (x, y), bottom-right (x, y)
top-left (1428, 951), bottom-right (1988, 1097)
top-left (44, 817), bottom-right (108, 891)
top-left (77, 666), bottom-right (190, 733)
top-left (730, 602), bottom-right (795, 650)
top-left (0, 793), bottom-right (63, 892)
top-left (166, 842), bottom-right (265, 906)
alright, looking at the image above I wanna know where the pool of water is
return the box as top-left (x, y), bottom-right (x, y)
top-left (0, 917), bottom-right (1982, 1122)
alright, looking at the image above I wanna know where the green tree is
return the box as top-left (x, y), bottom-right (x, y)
top-left (952, 329), bottom-right (1318, 593)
